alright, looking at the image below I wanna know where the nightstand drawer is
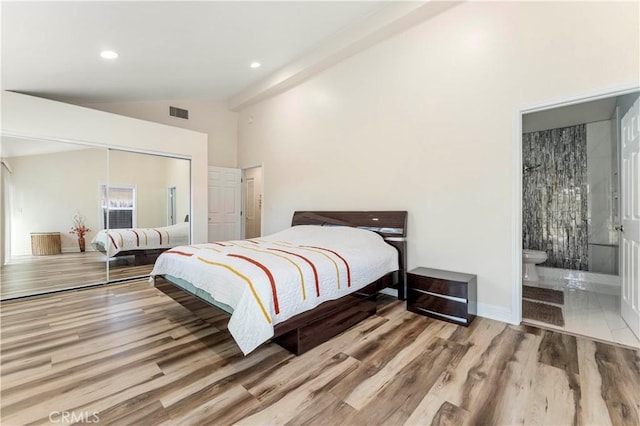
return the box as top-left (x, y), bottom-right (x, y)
top-left (406, 267), bottom-right (477, 327)
top-left (407, 289), bottom-right (468, 318)
top-left (407, 274), bottom-right (468, 299)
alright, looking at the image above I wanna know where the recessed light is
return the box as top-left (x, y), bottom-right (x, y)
top-left (100, 50), bottom-right (119, 59)
top-left (250, 62), bottom-right (261, 69)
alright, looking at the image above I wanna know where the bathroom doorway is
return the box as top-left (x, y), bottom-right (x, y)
top-left (518, 89), bottom-right (639, 348)
top-left (242, 165), bottom-right (263, 239)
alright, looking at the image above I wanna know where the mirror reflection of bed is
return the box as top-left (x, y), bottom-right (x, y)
top-left (100, 150), bottom-right (190, 282)
top-left (0, 137), bottom-right (191, 300)
top-left (97, 220), bottom-right (190, 281)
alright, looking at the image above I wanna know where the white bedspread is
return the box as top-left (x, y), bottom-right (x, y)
top-left (91, 222), bottom-right (190, 257)
top-left (150, 225), bottom-right (398, 354)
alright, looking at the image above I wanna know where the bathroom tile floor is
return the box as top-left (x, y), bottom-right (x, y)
top-left (522, 279), bottom-right (640, 349)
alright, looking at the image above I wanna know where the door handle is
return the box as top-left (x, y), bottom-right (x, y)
top-left (615, 225), bottom-right (624, 233)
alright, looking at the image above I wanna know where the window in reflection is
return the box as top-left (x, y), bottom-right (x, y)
top-left (101, 185), bottom-right (136, 228)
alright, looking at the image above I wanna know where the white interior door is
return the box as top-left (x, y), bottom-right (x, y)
top-left (208, 166), bottom-right (241, 242)
top-left (243, 166), bottom-right (262, 239)
top-left (620, 97), bottom-right (640, 339)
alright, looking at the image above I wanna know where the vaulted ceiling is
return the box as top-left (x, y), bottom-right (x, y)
top-left (1, 1), bottom-right (396, 102)
top-left (1, 1), bottom-right (388, 103)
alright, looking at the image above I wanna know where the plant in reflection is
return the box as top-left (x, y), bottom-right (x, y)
top-left (70, 212), bottom-right (90, 252)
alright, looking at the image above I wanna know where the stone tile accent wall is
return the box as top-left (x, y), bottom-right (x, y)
top-left (523, 124), bottom-right (588, 270)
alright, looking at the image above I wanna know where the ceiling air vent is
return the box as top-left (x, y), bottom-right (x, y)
top-left (169, 106), bottom-right (189, 120)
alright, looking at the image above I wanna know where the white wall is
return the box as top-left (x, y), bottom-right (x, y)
top-left (237, 1), bottom-right (640, 321)
top-left (1, 91), bottom-right (208, 245)
top-left (81, 99), bottom-right (238, 168)
top-left (109, 150), bottom-right (189, 229)
top-left (8, 148), bottom-right (105, 254)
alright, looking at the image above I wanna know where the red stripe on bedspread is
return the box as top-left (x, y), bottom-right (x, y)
top-left (228, 254), bottom-right (280, 314)
top-left (212, 242), bottom-right (230, 247)
top-left (130, 230), bottom-right (140, 246)
top-left (108, 233), bottom-right (118, 249)
top-left (303, 246), bottom-right (352, 287)
top-left (154, 229), bottom-right (163, 245)
top-left (268, 248), bottom-right (320, 297)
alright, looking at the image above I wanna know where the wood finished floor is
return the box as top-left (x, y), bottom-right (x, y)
top-left (1, 252), bottom-right (153, 299)
top-left (1, 279), bottom-right (638, 425)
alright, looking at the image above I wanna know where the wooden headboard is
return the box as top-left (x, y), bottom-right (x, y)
top-left (291, 211), bottom-right (408, 299)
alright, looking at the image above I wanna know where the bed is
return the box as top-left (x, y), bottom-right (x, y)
top-left (150, 211), bottom-right (407, 355)
top-left (91, 222), bottom-right (190, 264)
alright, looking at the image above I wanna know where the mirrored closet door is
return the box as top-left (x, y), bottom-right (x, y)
top-left (104, 150), bottom-right (190, 281)
top-left (1, 139), bottom-right (191, 300)
top-left (1, 136), bottom-right (109, 299)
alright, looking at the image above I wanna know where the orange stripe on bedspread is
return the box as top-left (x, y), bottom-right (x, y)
top-left (197, 256), bottom-right (271, 324)
top-left (186, 244), bottom-right (221, 253)
top-left (241, 246), bottom-right (307, 300)
top-left (203, 247), bottom-right (222, 253)
top-left (228, 254), bottom-right (280, 314)
top-left (269, 248), bottom-right (320, 297)
top-left (165, 250), bottom-right (193, 256)
top-left (303, 246), bottom-right (352, 287)
top-left (296, 247), bottom-right (341, 289)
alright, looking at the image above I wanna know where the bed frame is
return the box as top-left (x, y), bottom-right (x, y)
top-left (111, 248), bottom-right (166, 266)
top-left (155, 210), bottom-right (407, 355)
top-left (94, 245), bottom-right (166, 266)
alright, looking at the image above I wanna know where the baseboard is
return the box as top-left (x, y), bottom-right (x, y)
top-left (61, 247), bottom-right (97, 254)
top-left (10, 247), bottom-right (97, 256)
top-left (477, 302), bottom-right (515, 325)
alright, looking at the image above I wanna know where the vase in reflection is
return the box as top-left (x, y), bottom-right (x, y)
top-left (78, 237), bottom-right (86, 252)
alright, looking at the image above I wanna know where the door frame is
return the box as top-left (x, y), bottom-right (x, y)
top-left (167, 186), bottom-right (177, 225)
top-left (241, 164), bottom-right (264, 239)
top-left (207, 166), bottom-right (242, 242)
top-left (1, 160), bottom-right (13, 266)
top-left (511, 83), bottom-right (640, 324)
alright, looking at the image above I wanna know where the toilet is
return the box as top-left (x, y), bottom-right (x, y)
top-left (522, 249), bottom-right (548, 282)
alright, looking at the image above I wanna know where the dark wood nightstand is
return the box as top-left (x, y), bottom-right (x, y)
top-left (406, 267), bottom-right (477, 326)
